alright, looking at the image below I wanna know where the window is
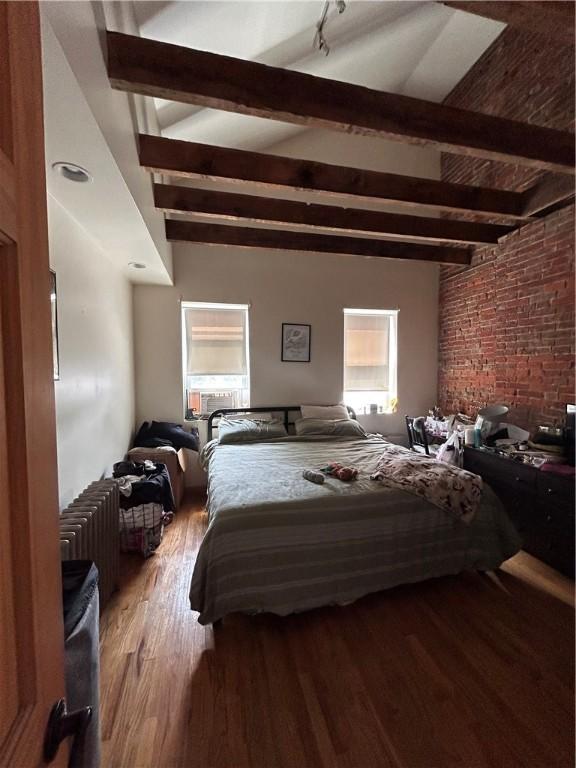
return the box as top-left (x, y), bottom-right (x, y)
top-left (343, 308), bottom-right (398, 415)
top-left (182, 302), bottom-right (250, 418)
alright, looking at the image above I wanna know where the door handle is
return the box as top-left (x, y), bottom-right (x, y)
top-left (43, 698), bottom-right (92, 763)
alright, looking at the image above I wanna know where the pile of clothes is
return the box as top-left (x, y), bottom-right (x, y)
top-left (113, 422), bottom-right (199, 556)
top-left (113, 459), bottom-right (176, 557)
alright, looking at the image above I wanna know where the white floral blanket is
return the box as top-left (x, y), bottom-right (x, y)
top-left (370, 445), bottom-right (482, 523)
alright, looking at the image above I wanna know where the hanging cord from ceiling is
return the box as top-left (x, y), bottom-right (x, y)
top-left (313, 0), bottom-right (346, 56)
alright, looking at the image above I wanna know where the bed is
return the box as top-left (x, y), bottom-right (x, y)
top-left (189, 407), bottom-right (521, 625)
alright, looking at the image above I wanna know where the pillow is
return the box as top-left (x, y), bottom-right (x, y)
top-left (135, 421), bottom-right (199, 451)
top-left (221, 412), bottom-right (274, 422)
top-left (218, 418), bottom-right (288, 444)
top-left (300, 404), bottom-right (350, 420)
top-left (295, 418), bottom-right (367, 438)
top-left (133, 421), bottom-right (151, 446)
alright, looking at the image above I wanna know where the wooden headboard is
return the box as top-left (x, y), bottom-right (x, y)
top-left (207, 405), bottom-right (357, 441)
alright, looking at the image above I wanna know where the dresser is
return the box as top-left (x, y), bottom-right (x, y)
top-left (464, 447), bottom-right (575, 578)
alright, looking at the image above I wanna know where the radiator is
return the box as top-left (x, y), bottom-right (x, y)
top-left (59, 479), bottom-right (120, 610)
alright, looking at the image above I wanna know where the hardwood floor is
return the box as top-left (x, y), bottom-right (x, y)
top-left (100, 494), bottom-right (574, 768)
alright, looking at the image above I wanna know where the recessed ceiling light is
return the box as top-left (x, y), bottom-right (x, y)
top-left (128, 262), bottom-right (147, 270)
top-left (52, 161), bottom-right (92, 183)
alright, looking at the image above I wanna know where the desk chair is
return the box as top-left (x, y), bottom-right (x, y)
top-left (405, 416), bottom-right (438, 456)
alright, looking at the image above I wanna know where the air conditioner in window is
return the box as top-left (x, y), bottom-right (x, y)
top-left (200, 392), bottom-right (236, 415)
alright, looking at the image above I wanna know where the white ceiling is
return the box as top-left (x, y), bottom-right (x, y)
top-left (133, 1), bottom-right (505, 153)
top-left (40, 1), bottom-right (505, 286)
top-left (41, 8), bottom-right (173, 285)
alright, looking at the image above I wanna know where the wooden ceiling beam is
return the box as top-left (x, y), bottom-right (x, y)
top-left (521, 174), bottom-right (575, 217)
top-left (441, 2), bottom-right (575, 45)
top-left (155, 183), bottom-right (514, 245)
top-left (140, 135), bottom-right (527, 221)
top-left (107, 31), bottom-right (574, 175)
top-left (165, 219), bottom-right (472, 265)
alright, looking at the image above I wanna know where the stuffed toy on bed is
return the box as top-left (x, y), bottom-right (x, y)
top-left (321, 462), bottom-right (359, 481)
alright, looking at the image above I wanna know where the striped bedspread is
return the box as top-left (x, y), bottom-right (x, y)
top-left (189, 436), bottom-right (521, 624)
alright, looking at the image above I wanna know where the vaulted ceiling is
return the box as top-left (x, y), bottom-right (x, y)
top-left (132, 1), bottom-right (505, 153)
top-left (105, 1), bottom-right (574, 266)
top-left (44, 0), bottom-right (574, 276)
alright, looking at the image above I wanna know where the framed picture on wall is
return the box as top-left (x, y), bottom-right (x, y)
top-left (50, 269), bottom-right (59, 380)
top-left (282, 323), bottom-right (311, 362)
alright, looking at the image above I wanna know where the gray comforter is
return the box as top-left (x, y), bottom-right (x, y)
top-left (189, 436), bottom-right (521, 624)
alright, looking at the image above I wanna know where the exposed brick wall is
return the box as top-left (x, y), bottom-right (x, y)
top-left (438, 27), bottom-right (575, 430)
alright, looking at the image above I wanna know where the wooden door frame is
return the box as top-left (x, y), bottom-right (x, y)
top-left (0, 2), bottom-right (67, 766)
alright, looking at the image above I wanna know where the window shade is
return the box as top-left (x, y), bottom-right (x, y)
top-left (344, 312), bottom-right (390, 391)
top-left (184, 306), bottom-right (247, 375)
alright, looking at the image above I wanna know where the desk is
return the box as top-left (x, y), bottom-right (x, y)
top-left (464, 446), bottom-right (574, 578)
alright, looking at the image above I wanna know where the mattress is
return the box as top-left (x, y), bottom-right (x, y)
top-left (189, 436), bottom-right (521, 624)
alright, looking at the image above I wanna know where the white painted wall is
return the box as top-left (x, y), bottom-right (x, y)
top-left (48, 195), bottom-right (135, 509)
top-left (134, 245), bottom-right (439, 434)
